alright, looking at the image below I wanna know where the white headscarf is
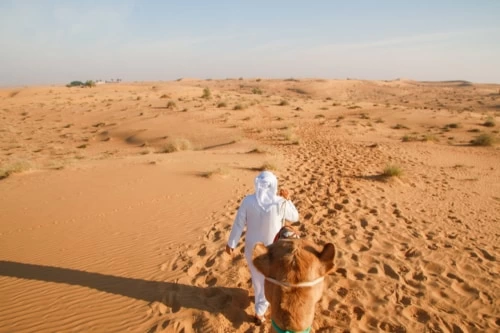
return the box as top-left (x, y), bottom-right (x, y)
top-left (254, 171), bottom-right (279, 212)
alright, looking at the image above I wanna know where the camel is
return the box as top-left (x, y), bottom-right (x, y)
top-left (252, 237), bottom-right (336, 332)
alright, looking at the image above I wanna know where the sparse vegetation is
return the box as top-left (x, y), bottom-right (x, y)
top-left (84, 80), bottom-right (96, 88)
top-left (202, 87), bottom-right (211, 99)
top-left (199, 167), bottom-right (228, 178)
top-left (279, 100), bottom-right (289, 106)
top-left (392, 124), bottom-right (409, 130)
top-left (286, 88), bottom-right (307, 94)
top-left (402, 135), bottom-right (418, 142)
top-left (471, 133), bottom-right (494, 146)
top-left (382, 164), bottom-right (403, 178)
top-left (283, 129), bottom-right (300, 145)
top-left (0, 160), bottom-right (32, 180)
top-left (8, 90), bottom-right (21, 98)
top-left (158, 138), bottom-right (193, 153)
top-left (166, 101), bottom-right (177, 109)
top-left (422, 134), bottom-right (439, 142)
top-left (257, 161), bottom-right (278, 171)
top-left (233, 104), bottom-right (245, 110)
top-left (66, 81), bottom-right (84, 87)
top-left (483, 117), bottom-right (496, 127)
top-left (217, 101), bottom-right (227, 108)
top-left (252, 87), bottom-right (263, 95)
top-left (246, 147), bottom-right (267, 154)
top-left (445, 123), bottom-right (461, 129)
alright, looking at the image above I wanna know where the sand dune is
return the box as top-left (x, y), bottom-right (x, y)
top-left (1, 79), bottom-right (499, 332)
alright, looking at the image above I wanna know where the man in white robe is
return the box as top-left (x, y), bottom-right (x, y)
top-left (226, 171), bottom-right (299, 324)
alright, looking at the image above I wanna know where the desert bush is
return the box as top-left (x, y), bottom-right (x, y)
top-left (233, 104), bottom-right (245, 110)
top-left (402, 135), bottom-right (418, 142)
top-left (471, 133), bottom-right (494, 146)
top-left (0, 160), bottom-right (32, 180)
top-left (382, 165), bottom-right (403, 177)
top-left (166, 101), bottom-right (177, 109)
top-left (160, 94), bottom-right (169, 99)
top-left (217, 101), bottom-right (227, 108)
top-left (283, 130), bottom-right (300, 145)
top-left (199, 167), bottom-right (228, 178)
top-left (246, 147), bottom-right (267, 154)
top-left (483, 117), bottom-right (496, 127)
top-left (158, 138), bottom-right (193, 153)
top-left (252, 88), bottom-right (263, 95)
top-left (445, 123), bottom-right (461, 129)
top-left (392, 124), bottom-right (409, 130)
top-left (422, 134), bottom-right (439, 142)
top-left (66, 81), bottom-right (84, 87)
top-left (279, 100), bottom-right (289, 106)
top-left (286, 88), bottom-right (306, 95)
top-left (258, 161), bottom-right (278, 171)
top-left (202, 87), bottom-right (211, 99)
top-left (84, 80), bottom-right (96, 88)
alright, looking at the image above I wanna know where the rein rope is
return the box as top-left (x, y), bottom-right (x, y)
top-left (265, 276), bottom-right (324, 288)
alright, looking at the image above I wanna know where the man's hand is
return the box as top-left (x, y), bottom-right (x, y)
top-left (225, 244), bottom-right (234, 255)
top-left (279, 188), bottom-right (290, 200)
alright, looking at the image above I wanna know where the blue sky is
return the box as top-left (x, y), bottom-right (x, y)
top-left (1, 1), bottom-right (499, 86)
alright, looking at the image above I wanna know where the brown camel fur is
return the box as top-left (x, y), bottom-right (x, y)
top-left (252, 239), bottom-right (336, 332)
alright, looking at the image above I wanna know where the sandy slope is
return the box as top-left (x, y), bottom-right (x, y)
top-left (0, 79), bottom-right (499, 332)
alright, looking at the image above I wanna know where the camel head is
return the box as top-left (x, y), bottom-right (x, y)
top-left (252, 239), bottom-right (335, 332)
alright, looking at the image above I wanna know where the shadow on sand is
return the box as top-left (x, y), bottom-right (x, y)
top-left (0, 260), bottom-right (250, 329)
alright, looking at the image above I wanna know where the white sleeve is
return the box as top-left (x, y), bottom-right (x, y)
top-left (227, 197), bottom-right (247, 249)
top-left (284, 200), bottom-right (299, 222)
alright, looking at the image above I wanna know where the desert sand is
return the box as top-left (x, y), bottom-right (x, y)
top-left (0, 78), bottom-right (499, 332)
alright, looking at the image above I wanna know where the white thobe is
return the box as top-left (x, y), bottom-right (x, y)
top-left (227, 194), bottom-right (299, 316)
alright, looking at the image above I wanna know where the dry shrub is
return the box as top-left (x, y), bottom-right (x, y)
top-left (166, 101), bottom-right (177, 109)
top-left (258, 161), bottom-right (278, 171)
top-left (0, 160), bottom-right (33, 180)
top-left (202, 88), bottom-right (211, 99)
top-left (158, 138), bottom-right (193, 153)
top-left (246, 147), bottom-right (267, 154)
top-left (483, 117), bottom-right (496, 127)
top-left (199, 167), bottom-right (228, 178)
top-left (382, 165), bottom-right (403, 178)
top-left (471, 133), bottom-right (494, 146)
top-left (9, 90), bottom-right (20, 98)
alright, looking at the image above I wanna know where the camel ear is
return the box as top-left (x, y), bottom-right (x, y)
top-left (319, 243), bottom-right (336, 273)
top-left (252, 242), bottom-right (271, 277)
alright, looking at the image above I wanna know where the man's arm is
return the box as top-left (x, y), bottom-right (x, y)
top-left (226, 197), bottom-right (247, 254)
